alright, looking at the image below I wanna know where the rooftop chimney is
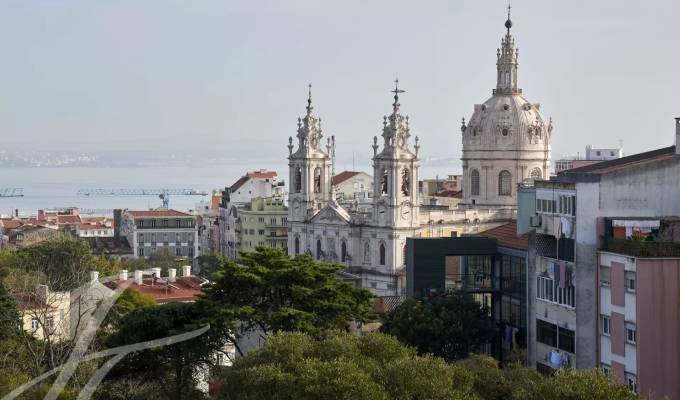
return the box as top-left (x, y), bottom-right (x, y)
top-left (151, 268), bottom-right (162, 284)
top-left (181, 265), bottom-right (191, 277)
top-left (90, 271), bottom-right (99, 284)
top-left (675, 118), bottom-right (680, 156)
top-left (134, 270), bottom-right (143, 285)
top-left (119, 269), bottom-right (128, 281)
top-left (168, 268), bottom-right (177, 282)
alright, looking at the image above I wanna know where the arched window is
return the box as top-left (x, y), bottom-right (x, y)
top-left (363, 242), bottom-right (370, 264)
top-left (402, 243), bottom-right (407, 266)
top-left (470, 169), bottom-right (480, 196)
top-left (401, 168), bottom-right (410, 196)
top-left (341, 241), bottom-right (347, 262)
top-left (380, 169), bottom-right (388, 195)
top-left (313, 167), bottom-right (321, 193)
top-left (294, 167), bottom-right (302, 193)
top-left (294, 236), bottom-right (300, 255)
top-left (379, 243), bottom-right (386, 266)
top-left (498, 170), bottom-right (512, 196)
top-left (316, 239), bottom-right (322, 260)
top-left (530, 167), bottom-right (542, 180)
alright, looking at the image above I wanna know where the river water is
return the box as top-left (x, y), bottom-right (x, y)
top-left (0, 162), bottom-right (454, 216)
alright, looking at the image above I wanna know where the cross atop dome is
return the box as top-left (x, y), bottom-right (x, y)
top-left (494, 3), bottom-right (521, 95)
top-left (392, 78), bottom-right (405, 113)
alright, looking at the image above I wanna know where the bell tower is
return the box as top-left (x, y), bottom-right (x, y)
top-left (372, 80), bottom-right (420, 228)
top-left (288, 85), bottom-right (332, 222)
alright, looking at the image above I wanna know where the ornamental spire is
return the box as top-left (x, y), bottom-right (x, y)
top-left (495, 3), bottom-right (521, 95)
top-left (294, 83), bottom-right (324, 154)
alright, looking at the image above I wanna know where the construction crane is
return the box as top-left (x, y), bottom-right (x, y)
top-left (76, 188), bottom-right (208, 209)
top-left (0, 188), bottom-right (24, 197)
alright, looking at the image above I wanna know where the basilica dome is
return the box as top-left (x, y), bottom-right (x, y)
top-left (460, 13), bottom-right (552, 208)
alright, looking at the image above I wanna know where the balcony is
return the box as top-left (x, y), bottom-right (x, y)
top-left (603, 238), bottom-right (680, 258)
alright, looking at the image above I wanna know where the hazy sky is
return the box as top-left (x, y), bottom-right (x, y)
top-left (1, 0), bottom-right (679, 173)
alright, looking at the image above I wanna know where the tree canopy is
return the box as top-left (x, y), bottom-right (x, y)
top-left (199, 247), bottom-right (375, 343)
top-left (216, 331), bottom-right (638, 400)
top-left (381, 294), bottom-right (496, 362)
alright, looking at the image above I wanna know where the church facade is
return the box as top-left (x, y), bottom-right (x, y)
top-left (287, 12), bottom-right (552, 297)
top-left (287, 84), bottom-right (419, 296)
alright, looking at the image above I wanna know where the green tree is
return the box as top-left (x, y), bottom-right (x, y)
top-left (537, 368), bottom-right (638, 400)
top-left (199, 247), bottom-right (374, 351)
top-left (100, 302), bottom-right (226, 400)
top-left (216, 331), bottom-right (477, 400)
top-left (0, 282), bottom-right (20, 340)
top-left (381, 294), bottom-right (496, 362)
top-left (195, 253), bottom-right (223, 279)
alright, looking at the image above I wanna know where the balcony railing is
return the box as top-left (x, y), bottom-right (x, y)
top-left (604, 238), bottom-right (680, 258)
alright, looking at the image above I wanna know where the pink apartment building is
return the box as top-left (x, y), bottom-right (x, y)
top-left (598, 217), bottom-right (680, 399)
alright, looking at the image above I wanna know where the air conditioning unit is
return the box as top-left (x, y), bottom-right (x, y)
top-left (530, 214), bottom-right (542, 227)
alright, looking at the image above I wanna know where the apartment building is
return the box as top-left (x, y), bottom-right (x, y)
top-left (597, 217), bottom-right (680, 399)
top-left (120, 209), bottom-right (199, 260)
top-left (517, 119), bottom-right (680, 394)
top-left (217, 170), bottom-right (284, 257)
top-left (238, 197), bottom-right (288, 254)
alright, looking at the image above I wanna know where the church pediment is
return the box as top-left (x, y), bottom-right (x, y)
top-left (310, 203), bottom-right (351, 225)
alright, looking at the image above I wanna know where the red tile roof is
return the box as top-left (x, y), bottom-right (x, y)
top-left (105, 275), bottom-right (206, 304)
top-left (247, 170), bottom-right (277, 180)
top-left (332, 171), bottom-right (361, 185)
top-left (10, 292), bottom-right (50, 310)
top-left (477, 221), bottom-right (528, 251)
top-left (230, 176), bottom-right (250, 191)
top-left (126, 210), bottom-right (192, 218)
top-left (56, 215), bottom-right (81, 224)
top-left (0, 219), bottom-right (23, 229)
top-left (436, 190), bottom-right (463, 198)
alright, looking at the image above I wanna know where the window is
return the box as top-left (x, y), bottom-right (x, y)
top-left (139, 233), bottom-right (144, 242)
top-left (316, 239), bottom-right (322, 260)
top-left (258, 229), bottom-right (265, 235)
top-left (625, 271), bottom-right (636, 292)
top-left (294, 236), bottom-right (300, 255)
top-left (45, 316), bottom-right (54, 331)
top-left (313, 167), bottom-right (322, 193)
top-left (151, 233), bottom-right (156, 242)
top-left (379, 243), bottom-right (386, 265)
top-left (470, 169), bottom-right (480, 196)
top-left (162, 219), bottom-right (168, 227)
top-left (537, 275), bottom-right (574, 307)
top-left (498, 170), bottom-right (511, 196)
top-left (536, 319), bottom-right (557, 347)
top-left (341, 241), bottom-right (347, 262)
top-left (30, 319), bottom-right (39, 331)
top-left (600, 265), bottom-right (611, 286)
top-left (625, 323), bottom-right (636, 344)
top-left (401, 168), bottom-right (410, 196)
top-left (150, 219), bottom-right (156, 228)
top-left (258, 217), bottom-right (265, 223)
top-left (596, 151), bottom-right (601, 156)
top-left (294, 167), bottom-right (302, 193)
top-left (270, 218), bottom-right (276, 225)
top-left (626, 373), bottom-right (637, 393)
top-left (601, 315), bottom-right (611, 336)
top-left (610, 151), bottom-right (615, 157)
top-left (176, 247), bottom-right (182, 257)
top-left (601, 363), bottom-right (611, 375)
top-left (176, 233), bottom-right (181, 242)
top-left (138, 248), bottom-right (144, 257)
top-left (188, 247), bottom-right (194, 258)
top-left (558, 327), bottom-right (575, 353)
top-left (163, 233), bottom-right (168, 242)
top-left (536, 199), bottom-right (542, 212)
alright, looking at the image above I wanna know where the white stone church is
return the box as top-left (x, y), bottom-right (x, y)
top-left (287, 13), bottom-right (552, 296)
